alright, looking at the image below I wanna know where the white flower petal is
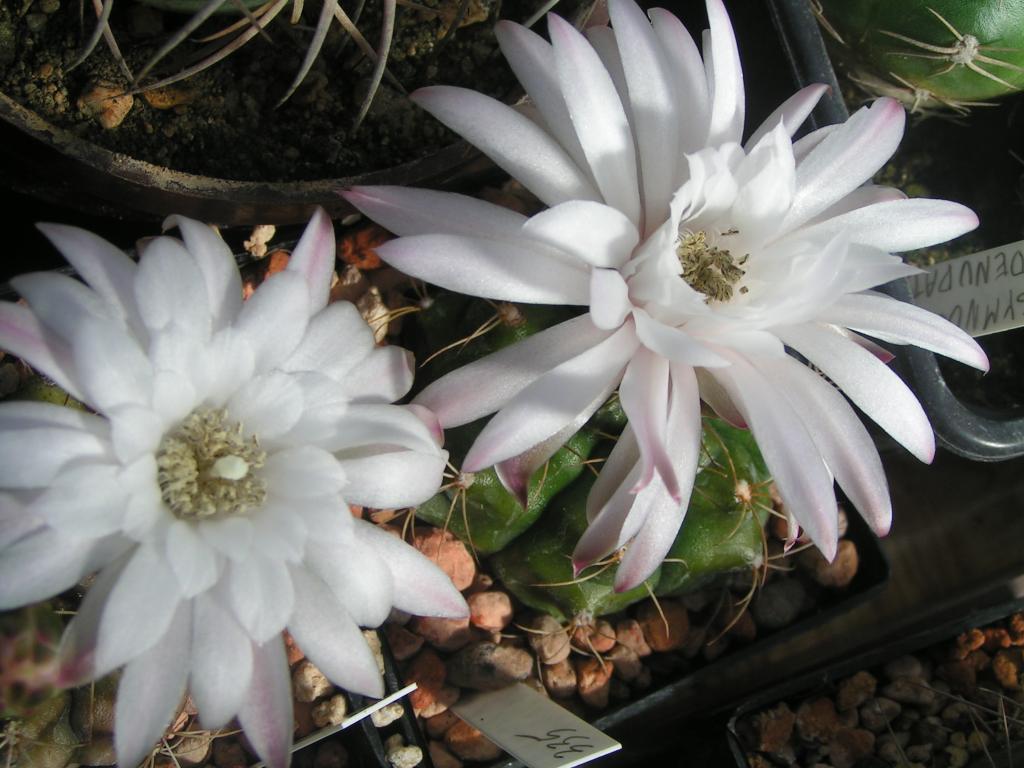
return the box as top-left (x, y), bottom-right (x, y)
top-left (823, 292), bottom-right (989, 371)
top-left (375, 235), bottom-right (590, 305)
top-left (319, 403), bottom-right (440, 454)
top-left (72, 313), bottom-right (154, 411)
top-left (524, 201), bottom-right (639, 269)
top-left (286, 207), bottom-right (336, 315)
top-left (288, 566), bottom-right (386, 697)
top-left (31, 463), bottom-right (126, 536)
top-left (634, 309), bottom-right (729, 366)
top-left (0, 302), bottom-right (85, 402)
top-left (414, 314), bottom-right (612, 427)
top-left (37, 223), bottom-right (143, 333)
top-left (704, 0), bottom-right (744, 146)
top-left (199, 516), bottom-right (254, 561)
top-left (249, 496), bottom-right (309, 563)
top-left (549, 13), bottom-right (641, 227)
top-left (590, 268), bottom-right (632, 330)
top-left (262, 446), bottom-right (347, 498)
top-left (413, 85), bottom-right (601, 207)
top-left (284, 301), bottom-right (373, 376)
top-left (573, 430), bottom-right (642, 569)
top-left (353, 519), bottom-right (469, 619)
top-left (115, 603), bottom-right (191, 768)
top-left (609, 0), bottom-right (680, 229)
top-left (95, 544), bottom-right (183, 677)
top-left (744, 83), bottom-right (828, 151)
top-left (778, 322), bottom-right (936, 463)
top-left (614, 362), bottom-right (701, 590)
top-left (463, 322), bottom-right (639, 471)
top-left (784, 98), bottom-right (904, 232)
top-left (164, 215), bottom-right (243, 330)
top-left (227, 371), bottom-right (305, 443)
top-left (495, 21), bottom-right (592, 174)
top-left (338, 345), bottom-right (415, 405)
top-left (135, 236), bottom-right (212, 338)
top-left (0, 422), bottom-right (112, 488)
top-left (757, 355), bottom-right (892, 536)
top-left (343, 185), bottom-right (527, 239)
top-left (190, 592), bottom-right (254, 729)
top-left (226, 554), bottom-right (294, 643)
top-left (237, 636), bottom-right (293, 768)
top-left (11, 271), bottom-right (119, 343)
top-left (618, 347), bottom-right (677, 498)
top-left (166, 519), bottom-right (220, 598)
top-left (306, 534), bottom-right (393, 627)
top-left (797, 198), bottom-right (979, 253)
top-left (336, 449), bottom-right (447, 509)
top-left (235, 271), bottom-right (311, 370)
top-left (711, 352), bottom-right (839, 560)
top-left (649, 7), bottom-right (708, 156)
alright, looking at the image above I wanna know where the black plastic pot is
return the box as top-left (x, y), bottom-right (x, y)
top-left (727, 595), bottom-right (1024, 768)
top-left (767, 0), bottom-right (1024, 463)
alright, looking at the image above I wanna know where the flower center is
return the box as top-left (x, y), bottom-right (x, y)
top-left (676, 228), bottom-right (748, 303)
top-left (156, 408), bottom-right (267, 520)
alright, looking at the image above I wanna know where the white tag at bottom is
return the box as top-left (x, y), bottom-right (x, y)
top-left (452, 683), bottom-right (621, 768)
top-left (249, 683), bottom-right (418, 768)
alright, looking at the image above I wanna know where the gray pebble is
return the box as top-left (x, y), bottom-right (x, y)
top-left (446, 642), bottom-right (532, 691)
top-left (876, 740), bottom-right (906, 765)
top-left (25, 13), bottom-right (47, 31)
top-left (526, 614), bottom-right (571, 665)
top-left (912, 716), bottom-right (948, 749)
top-left (883, 655), bottom-right (928, 682)
top-left (946, 745), bottom-right (969, 768)
top-left (751, 579), bottom-right (807, 630)
top-left (905, 743), bottom-right (932, 762)
top-left (882, 679), bottom-right (937, 708)
top-left (859, 697), bottom-right (901, 732)
top-left (39, 0), bottom-right (59, 13)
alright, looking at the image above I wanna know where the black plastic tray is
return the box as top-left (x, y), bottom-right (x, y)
top-left (767, 0), bottom-right (1024, 463)
top-left (726, 595), bottom-right (1024, 768)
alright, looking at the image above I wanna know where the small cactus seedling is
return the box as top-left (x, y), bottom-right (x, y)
top-left (817, 0), bottom-right (1024, 113)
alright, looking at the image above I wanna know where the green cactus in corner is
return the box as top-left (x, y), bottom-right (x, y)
top-left (817, 0), bottom-right (1024, 113)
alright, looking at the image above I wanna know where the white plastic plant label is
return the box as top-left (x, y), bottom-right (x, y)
top-left (452, 683), bottom-right (622, 768)
top-left (249, 683), bottom-right (418, 768)
top-left (909, 239), bottom-right (1024, 337)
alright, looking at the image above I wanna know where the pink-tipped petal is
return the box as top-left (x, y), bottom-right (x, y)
top-left (745, 83), bottom-right (828, 151)
top-left (619, 348), bottom-right (678, 499)
top-left (413, 85), bottom-right (600, 207)
top-left (287, 207), bottom-right (336, 314)
top-left (342, 186), bottom-right (526, 238)
top-left (288, 565), bottom-right (385, 697)
top-left (115, 603), bottom-right (191, 768)
top-left (190, 592), bottom-right (254, 729)
top-left (237, 636), bottom-right (293, 768)
top-left (778, 322), bottom-right (936, 463)
top-left (756, 355), bottom-right (892, 536)
top-left (462, 323), bottom-right (638, 472)
top-left (695, 369), bottom-right (746, 428)
top-left (784, 98), bottom-right (904, 232)
top-left (405, 403), bottom-right (445, 446)
top-left (649, 8), bottom-right (708, 156)
top-left (374, 235), bottom-right (590, 305)
top-left (354, 519), bottom-right (469, 619)
top-left (614, 362), bottom-right (701, 591)
top-left (414, 315), bottom-right (612, 428)
top-left (824, 292), bottom-right (989, 371)
top-left (839, 328), bottom-right (895, 364)
top-left (0, 302), bottom-right (85, 402)
top-left (798, 198), bottom-right (979, 253)
top-left (711, 351), bottom-right (839, 561)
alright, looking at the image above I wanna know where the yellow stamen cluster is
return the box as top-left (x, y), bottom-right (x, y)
top-left (156, 408), bottom-right (267, 520)
top-left (676, 229), bottom-right (749, 303)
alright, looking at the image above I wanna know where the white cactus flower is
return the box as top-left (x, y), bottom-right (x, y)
top-left (0, 209), bottom-right (466, 768)
top-left (343, 0), bottom-right (987, 591)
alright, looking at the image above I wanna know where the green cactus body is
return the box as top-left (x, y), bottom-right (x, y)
top-left (9, 376), bottom-right (85, 411)
top-left (491, 418), bottom-right (773, 619)
top-left (655, 419), bottom-right (772, 596)
top-left (819, 0), bottom-right (1024, 108)
top-left (413, 294), bottom-right (601, 554)
top-left (416, 399), bottom-right (626, 555)
top-left (490, 471), bottom-right (659, 623)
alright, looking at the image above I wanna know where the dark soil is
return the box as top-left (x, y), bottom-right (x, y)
top-left (0, 0), bottom-right (564, 182)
